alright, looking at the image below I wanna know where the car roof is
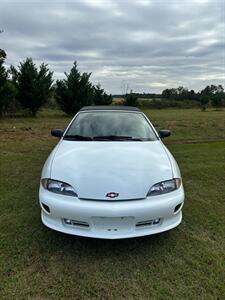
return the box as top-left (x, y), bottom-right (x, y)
top-left (79, 106), bottom-right (140, 112)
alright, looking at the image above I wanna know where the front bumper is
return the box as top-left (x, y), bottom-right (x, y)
top-left (39, 186), bottom-right (184, 239)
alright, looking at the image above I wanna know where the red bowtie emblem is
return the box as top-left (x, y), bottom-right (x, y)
top-left (106, 192), bottom-right (119, 198)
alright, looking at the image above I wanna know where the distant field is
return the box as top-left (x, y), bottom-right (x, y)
top-left (144, 108), bottom-right (225, 143)
top-left (0, 108), bottom-right (225, 299)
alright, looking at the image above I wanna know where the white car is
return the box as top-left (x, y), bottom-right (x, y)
top-left (39, 106), bottom-right (184, 239)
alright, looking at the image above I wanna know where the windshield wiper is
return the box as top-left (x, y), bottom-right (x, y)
top-left (64, 134), bottom-right (144, 141)
top-left (64, 134), bottom-right (93, 141)
top-left (93, 135), bottom-right (143, 141)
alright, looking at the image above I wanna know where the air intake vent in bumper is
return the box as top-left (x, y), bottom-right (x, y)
top-left (136, 218), bottom-right (161, 227)
top-left (63, 219), bottom-right (89, 227)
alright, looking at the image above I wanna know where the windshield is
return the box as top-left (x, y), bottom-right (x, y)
top-left (64, 111), bottom-right (158, 141)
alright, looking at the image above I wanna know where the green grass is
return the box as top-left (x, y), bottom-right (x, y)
top-left (0, 108), bottom-right (225, 299)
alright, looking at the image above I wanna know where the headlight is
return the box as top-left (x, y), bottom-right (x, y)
top-left (147, 178), bottom-right (181, 196)
top-left (41, 179), bottom-right (78, 197)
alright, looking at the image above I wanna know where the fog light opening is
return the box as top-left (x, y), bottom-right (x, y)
top-left (41, 203), bottom-right (50, 214)
top-left (174, 203), bottom-right (183, 213)
top-left (64, 219), bottom-right (72, 225)
top-left (63, 219), bottom-right (89, 227)
top-left (136, 218), bottom-right (161, 227)
top-left (153, 218), bottom-right (160, 225)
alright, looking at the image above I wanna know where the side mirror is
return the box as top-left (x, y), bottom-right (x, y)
top-left (51, 128), bottom-right (64, 138)
top-left (159, 130), bottom-right (171, 138)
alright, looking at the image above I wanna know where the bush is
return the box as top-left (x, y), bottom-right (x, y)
top-left (199, 85), bottom-right (225, 111)
top-left (211, 94), bottom-right (224, 109)
top-left (124, 92), bottom-right (138, 107)
top-left (198, 95), bottom-right (209, 111)
top-left (138, 99), bottom-right (200, 109)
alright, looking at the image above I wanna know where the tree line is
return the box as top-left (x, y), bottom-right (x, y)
top-left (115, 85), bottom-right (225, 111)
top-left (0, 48), bottom-right (224, 117)
top-left (161, 86), bottom-right (225, 111)
top-left (0, 50), bottom-right (113, 117)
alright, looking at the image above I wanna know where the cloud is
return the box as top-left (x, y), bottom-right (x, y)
top-left (0, 0), bottom-right (224, 93)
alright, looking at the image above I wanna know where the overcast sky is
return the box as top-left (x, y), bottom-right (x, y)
top-left (0, 0), bottom-right (224, 94)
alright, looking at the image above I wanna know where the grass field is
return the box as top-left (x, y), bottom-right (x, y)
top-left (0, 108), bottom-right (225, 299)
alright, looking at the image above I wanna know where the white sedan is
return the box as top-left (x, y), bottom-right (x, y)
top-left (39, 106), bottom-right (184, 239)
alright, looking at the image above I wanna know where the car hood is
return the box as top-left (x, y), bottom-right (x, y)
top-left (51, 140), bottom-right (172, 200)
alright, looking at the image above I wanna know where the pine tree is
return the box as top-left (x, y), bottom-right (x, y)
top-left (56, 62), bottom-right (94, 115)
top-left (0, 49), bottom-right (14, 116)
top-left (11, 58), bottom-right (53, 116)
top-left (93, 84), bottom-right (112, 105)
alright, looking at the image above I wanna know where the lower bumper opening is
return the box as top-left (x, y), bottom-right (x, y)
top-left (41, 203), bottom-right (50, 214)
top-left (136, 218), bottom-right (161, 227)
top-left (174, 203), bottom-right (183, 213)
top-left (63, 218), bottom-right (89, 228)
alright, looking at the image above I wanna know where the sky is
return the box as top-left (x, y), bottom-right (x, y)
top-left (0, 0), bottom-right (224, 94)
